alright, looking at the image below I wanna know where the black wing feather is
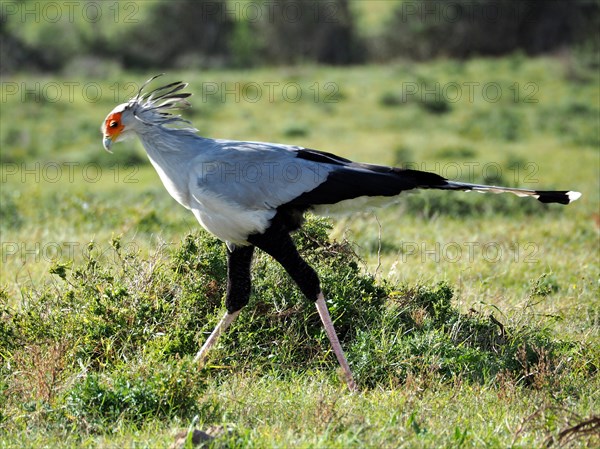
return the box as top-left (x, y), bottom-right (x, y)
top-left (289, 148), bottom-right (448, 207)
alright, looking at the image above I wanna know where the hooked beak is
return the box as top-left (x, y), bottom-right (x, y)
top-left (103, 136), bottom-right (113, 153)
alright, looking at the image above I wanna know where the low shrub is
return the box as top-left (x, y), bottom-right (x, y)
top-left (0, 217), bottom-right (583, 429)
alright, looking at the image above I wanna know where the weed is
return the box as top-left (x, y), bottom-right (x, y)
top-left (379, 91), bottom-right (404, 107)
top-left (283, 124), bottom-right (310, 138)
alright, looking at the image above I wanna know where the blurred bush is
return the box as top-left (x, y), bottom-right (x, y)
top-left (378, 0), bottom-right (599, 60)
top-left (120, 0), bottom-right (233, 69)
top-left (248, 0), bottom-right (364, 66)
top-left (2, 0), bottom-right (598, 74)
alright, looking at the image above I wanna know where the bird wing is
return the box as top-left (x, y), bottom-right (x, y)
top-left (188, 140), bottom-right (445, 213)
top-left (189, 140), bottom-right (334, 212)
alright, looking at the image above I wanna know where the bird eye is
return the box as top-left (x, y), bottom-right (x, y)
top-left (109, 121), bottom-right (119, 128)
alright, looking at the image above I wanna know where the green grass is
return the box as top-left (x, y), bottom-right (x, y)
top-left (1, 56), bottom-right (599, 448)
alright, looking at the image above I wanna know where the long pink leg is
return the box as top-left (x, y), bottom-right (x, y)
top-left (193, 310), bottom-right (240, 364)
top-left (315, 293), bottom-right (358, 392)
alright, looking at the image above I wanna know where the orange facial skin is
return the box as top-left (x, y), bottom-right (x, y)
top-left (103, 112), bottom-right (125, 139)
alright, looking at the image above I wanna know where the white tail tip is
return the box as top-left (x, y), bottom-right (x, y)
top-left (567, 191), bottom-right (582, 202)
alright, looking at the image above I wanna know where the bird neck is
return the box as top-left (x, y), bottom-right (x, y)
top-left (137, 124), bottom-right (197, 153)
top-left (136, 125), bottom-right (205, 208)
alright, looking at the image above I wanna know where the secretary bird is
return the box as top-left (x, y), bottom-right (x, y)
top-left (101, 75), bottom-right (581, 391)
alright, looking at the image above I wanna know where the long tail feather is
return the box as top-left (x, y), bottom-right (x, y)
top-left (290, 149), bottom-right (582, 209)
top-left (435, 181), bottom-right (582, 205)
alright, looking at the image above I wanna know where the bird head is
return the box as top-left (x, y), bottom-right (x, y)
top-left (101, 74), bottom-right (193, 152)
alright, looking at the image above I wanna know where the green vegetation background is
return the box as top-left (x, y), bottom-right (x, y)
top-left (1, 1), bottom-right (599, 448)
top-left (2, 54), bottom-right (598, 449)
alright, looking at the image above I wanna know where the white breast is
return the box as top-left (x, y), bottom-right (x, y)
top-left (190, 189), bottom-right (276, 244)
top-left (149, 158), bottom-right (192, 209)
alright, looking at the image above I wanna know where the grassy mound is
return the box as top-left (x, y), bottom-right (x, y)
top-left (0, 218), bottom-right (593, 432)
